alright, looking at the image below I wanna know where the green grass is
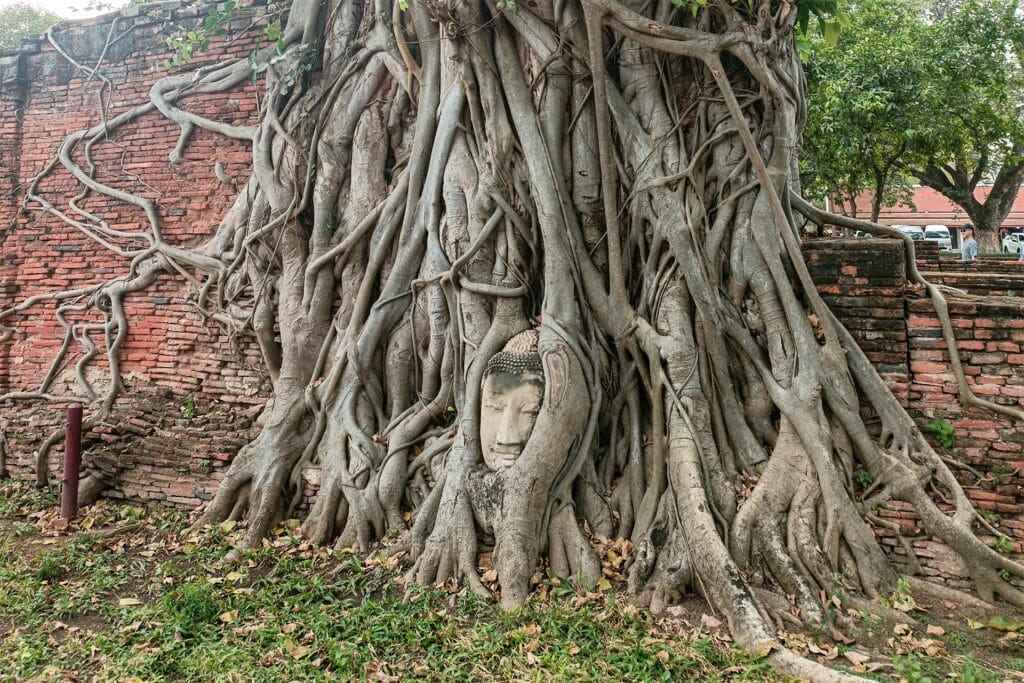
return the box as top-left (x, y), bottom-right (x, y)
top-left (0, 480), bottom-right (780, 682)
top-left (3, 479), bottom-right (1021, 682)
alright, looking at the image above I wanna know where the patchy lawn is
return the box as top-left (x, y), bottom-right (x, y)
top-left (0, 479), bottom-right (1021, 682)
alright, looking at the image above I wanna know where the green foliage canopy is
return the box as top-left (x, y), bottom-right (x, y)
top-left (0, 2), bottom-right (62, 51)
top-left (800, 0), bottom-right (926, 216)
top-left (802, 0), bottom-right (1024, 234)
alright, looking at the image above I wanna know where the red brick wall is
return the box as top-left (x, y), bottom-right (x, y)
top-left (0, 1), bottom-right (270, 505)
top-left (804, 239), bottom-right (911, 408)
top-left (805, 239), bottom-right (1023, 584)
top-left (906, 298), bottom-right (1024, 553)
top-left (919, 258), bottom-right (1024, 297)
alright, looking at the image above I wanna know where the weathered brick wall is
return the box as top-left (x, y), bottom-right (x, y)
top-left (804, 239), bottom-right (909, 401)
top-left (0, 1), bottom-right (271, 505)
top-left (919, 261), bottom-right (1024, 298)
top-left (804, 239), bottom-right (1023, 584)
top-left (906, 298), bottom-right (1024, 558)
top-left (916, 242), bottom-right (1024, 295)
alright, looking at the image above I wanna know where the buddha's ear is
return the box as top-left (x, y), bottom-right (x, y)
top-left (542, 346), bottom-right (569, 409)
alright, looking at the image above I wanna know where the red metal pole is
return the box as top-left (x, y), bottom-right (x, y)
top-left (60, 403), bottom-right (83, 521)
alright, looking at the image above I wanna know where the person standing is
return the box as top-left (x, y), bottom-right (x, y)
top-left (961, 224), bottom-right (978, 261)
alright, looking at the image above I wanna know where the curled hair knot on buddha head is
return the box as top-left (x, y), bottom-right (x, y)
top-left (483, 329), bottom-right (544, 393)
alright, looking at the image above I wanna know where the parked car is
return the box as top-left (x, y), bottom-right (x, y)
top-left (893, 225), bottom-right (925, 240)
top-left (923, 224), bottom-right (951, 250)
top-left (1002, 230), bottom-right (1024, 255)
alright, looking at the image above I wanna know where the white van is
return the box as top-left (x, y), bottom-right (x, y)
top-left (893, 225), bottom-right (925, 241)
top-left (923, 225), bottom-right (951, 250)
top-left (1002, 231), bottom-right (1024, 255)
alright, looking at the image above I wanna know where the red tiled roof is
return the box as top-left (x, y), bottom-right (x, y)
top-left (848, 186), bottom-right (1024, 229)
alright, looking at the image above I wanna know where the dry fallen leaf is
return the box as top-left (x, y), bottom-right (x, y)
top-left (701, 614), bottom-right (722, 630)
top-left (118, 598), bottom-right (143, 606)
top-left (925, 624), bottom-right (945, 636)
top-left (999, 631), bottom-right (1021, 644)
top-left (830, 625), bottom-right (855, 644)
top-left (844, 651), bottom-right (871, 666)
top-left (891, 594), bottom-right (917, 612)
top-left (284, 640), bottom-right (311, 659)
top-left (987, 616), bottom-right (1024, 632)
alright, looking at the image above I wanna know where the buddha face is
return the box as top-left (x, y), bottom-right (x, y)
top-left (479, 370), bottom-right (543, 471)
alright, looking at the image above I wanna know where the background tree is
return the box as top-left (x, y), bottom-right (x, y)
top-left (800, 0), bottom-right (924, 220)
top-left (906, 0), bottom-right (1024, 251)
top-left (803, 0), bottom-right (1024, 248)
top-left (4, 0), bottom-right (1023, 679)
top-left (0, 2), bottom-right (62, 50)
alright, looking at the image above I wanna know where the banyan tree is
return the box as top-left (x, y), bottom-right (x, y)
top-left (4, 0), bottom-right (1023, 678)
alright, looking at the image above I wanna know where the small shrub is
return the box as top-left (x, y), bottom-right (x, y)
top-left (924, 418), bottom-right (955, 448)
top-left (992, 535), bottom-right (1014, 555)
top-left (35, 553), bottom-right (65, 582)
top-left (888, 576), bottom-right (916, 612)
top-left (162, 581), bottom-right (221, 635)
top-left (853, 469), bottom-right (873, 487)
top-left (990, 463), bottom-right (1013, 486)
top-left (953, 658), bottom-right (1001, 683)
top-left (893, 653), bottom-right (935, 683)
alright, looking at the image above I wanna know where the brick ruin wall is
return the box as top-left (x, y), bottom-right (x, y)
top-left (805, 240), bottom-right (1024, 584)
top-left (0, 3), bottom-right (1020, 582)
top-left (0, 1), bottom-right (269, 506)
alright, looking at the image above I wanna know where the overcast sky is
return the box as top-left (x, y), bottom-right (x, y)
top-left (0, 0), bottom-right (128, 19)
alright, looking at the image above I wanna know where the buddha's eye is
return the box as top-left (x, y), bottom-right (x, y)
top-left (523, 404), bottom-right (540, 415)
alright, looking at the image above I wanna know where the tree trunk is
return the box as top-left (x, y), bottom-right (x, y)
top-left (913, 150), bottom-right (1024, 254)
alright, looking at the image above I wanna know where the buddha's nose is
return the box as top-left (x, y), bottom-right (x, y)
top-left (496, 408), bottom-right (522, 445)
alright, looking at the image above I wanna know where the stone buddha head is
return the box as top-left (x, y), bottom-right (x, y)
top-left (479, 329), bottom-right (544, 471)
